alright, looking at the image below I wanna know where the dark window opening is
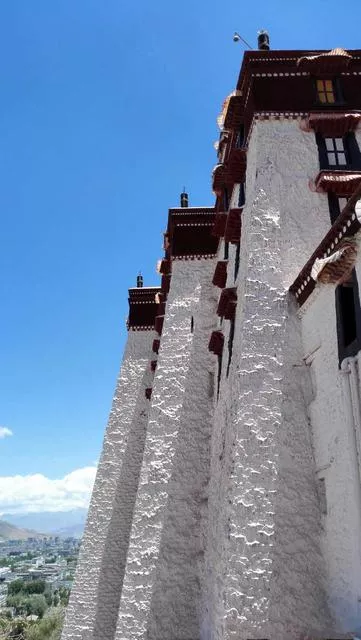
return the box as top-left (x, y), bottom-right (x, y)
top-left (217, 353), bottom-right (222, 399)
top-left (344, 132), bottom-right (361, 170)
top-left (338, 284), bottom-right (357, 347)
top-left (191, 316), bottom-right (194, 333)
top-left (234, 242), bottom-right (240, 281)
top-left (223, 188), bottom-right (229, 212)
top-left (316, 132), bottom-right (361, 171)
top-left (224, 242), bottom-right (229, 260)
top-left (336, 270), bottom-right (361, 364)
top-left (328, 193), bottom-right (349, 224)
top-left (238, 183), bottom-right (245, 208)
top-left (226, 319), bottom-right (235, 377)
top-left (236, 124), bottom-right (245, 148)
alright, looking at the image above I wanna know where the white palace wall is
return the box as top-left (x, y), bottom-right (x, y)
top-left (62, 329), bottom-right (155, 640)
top-left (114, 258), bottom-right (217, 640)
top-left (299, 255), bottom-right (361, 634)
top-left (62, 117), bottom-right (361, 640)
top-left (203, 118), bottom-right (334, 640)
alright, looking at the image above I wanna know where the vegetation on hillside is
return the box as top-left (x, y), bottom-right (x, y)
top-left (5, 579), bottom-right (70, 618)
top-left (0, 608), bottom-right (64, 639)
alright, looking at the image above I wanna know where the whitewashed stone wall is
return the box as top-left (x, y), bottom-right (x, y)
top-left (229, 183), bottom-right (241, 209)
top-left (299, 269), bottom-right (361, 634)
top-left (62, 117), bottom-right (361, 640)
top-left (61, 329), bottom-right (154, 640)
top-left (203, 119), bottom-right (333, 640)
top-left (114, 258), bottom-right (217, 640)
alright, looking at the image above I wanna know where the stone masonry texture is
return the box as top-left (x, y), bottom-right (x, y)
top-left (61, 330), bottom-right (154, 640)
top-left (62, 118), bottom-right (361, 640)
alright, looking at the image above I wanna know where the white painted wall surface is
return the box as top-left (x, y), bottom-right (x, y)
top-left (62, 117), bottom-right (361, 640)
top-left (203, 119), bottom-right (333, 640)
top-left (147, 262), bottom-right (217, 640)
top-left (230, 183), bottom-right (241, 209)
top-left (300, 277), bottom-right (361, 634)
top-left (114, 258), bottom-right (217, 640)
top-left (61, 329), bottom-right (154, 640)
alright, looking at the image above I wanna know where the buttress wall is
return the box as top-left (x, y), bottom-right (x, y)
top-left (114, 258), bottom-right (217, 640)
top-left (62, 328), bottom-right (155, 640)
top-left (203, 118), bottom-right (333, 640)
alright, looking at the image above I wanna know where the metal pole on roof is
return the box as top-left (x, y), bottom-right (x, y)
top-left (232, 32), bottom-right (253, 49)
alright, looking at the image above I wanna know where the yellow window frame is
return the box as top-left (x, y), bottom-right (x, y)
top-left (317, 79), bottom-right (336, 104)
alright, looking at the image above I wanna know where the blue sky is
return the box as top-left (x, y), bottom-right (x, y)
top-left (0, 0), bottom-right (360, 513)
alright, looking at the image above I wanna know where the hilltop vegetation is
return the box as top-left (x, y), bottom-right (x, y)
top-left (0, 608), bottom-right (64, 640)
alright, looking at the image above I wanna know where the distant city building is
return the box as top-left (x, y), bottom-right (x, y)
top-left (62, 42), bottom-right (361, 640)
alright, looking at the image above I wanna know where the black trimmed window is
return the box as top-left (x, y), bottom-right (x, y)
top-left (336, 270), bottom-right (361, 364)
top-left (325, 137), bottom-right (347, 166)
top-left (226, 319), bottom-right (235, 377)
top-left (317, 133), bottom-right (361, 171)
top-left (316, 78), bottom-right (337, 104)
top-left (328, 194), bottom-right (349, 224)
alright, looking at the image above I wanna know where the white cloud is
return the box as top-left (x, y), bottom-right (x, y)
top-left (0, 427), bottom-right (13, 439)
top-left (0, 465), bottom-right (97, 515)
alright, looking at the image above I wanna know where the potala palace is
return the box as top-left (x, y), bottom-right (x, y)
top-left (62, 36), bottom-right (361, 640)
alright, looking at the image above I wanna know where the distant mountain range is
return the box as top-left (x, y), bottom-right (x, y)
top-left (2, 509), bottom-right (88, 538)
top-left (0, 520), bottom-right (44, 541)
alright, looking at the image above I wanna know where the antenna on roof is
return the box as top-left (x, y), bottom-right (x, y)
top-left (137, 272), bottom-right (143, 288)
top-left (180, 189), bottom-right (189, 208)
top-left (232, 32), bottom-right (253, 49)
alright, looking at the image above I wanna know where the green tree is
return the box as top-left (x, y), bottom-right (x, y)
top-left (6, 593), bottom-right (28, 615)
top-left (58, 587), bottom-right (70, 606)
top-left (6, 594), bottom-right (48, 619)
top-left (25, 581), bottom-right (46, 595)
top-left (8, 578), bottom-right (46, 598)
top-left (27, 594), bottom-right (47, 619)
top-left (8, 579), bottom-right (25, 595)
